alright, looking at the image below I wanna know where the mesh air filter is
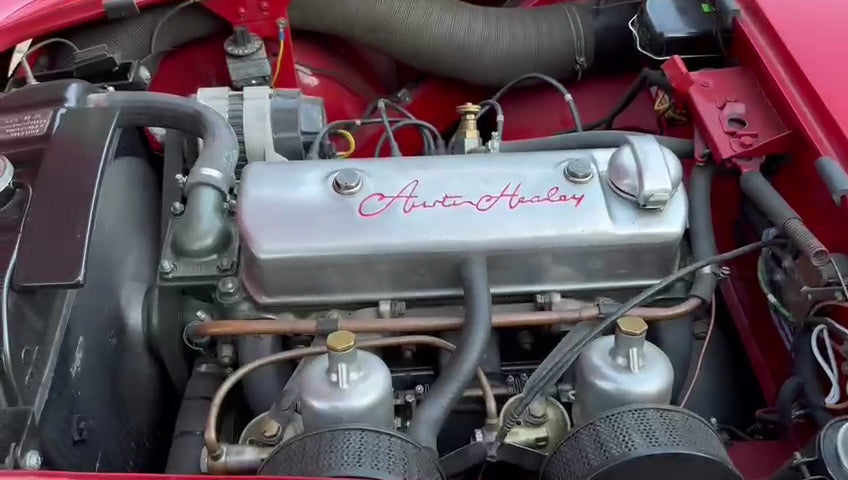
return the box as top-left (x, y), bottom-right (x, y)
top-left (541, 405), bottom-right (741, 480)
top-left (258, 426), bottom-right (444, 480)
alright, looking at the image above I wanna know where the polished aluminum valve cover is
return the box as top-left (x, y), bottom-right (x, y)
top-left (237, 145), bottom-right (687, 305)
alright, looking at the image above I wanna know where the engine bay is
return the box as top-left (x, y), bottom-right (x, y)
top-left (1, 0), bottom-right (848, 479)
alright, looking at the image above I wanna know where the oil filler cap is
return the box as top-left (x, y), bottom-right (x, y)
top-left (607, 135), bottom-right (683, 210)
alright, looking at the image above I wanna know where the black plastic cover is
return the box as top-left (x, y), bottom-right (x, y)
top-left (635, 0), bottom-right (725, 58)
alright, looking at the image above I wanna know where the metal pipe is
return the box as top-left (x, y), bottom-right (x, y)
top-left (190, 298), bottom-right (703, 339)
top-left (205, 335), bottom-right (497, 460)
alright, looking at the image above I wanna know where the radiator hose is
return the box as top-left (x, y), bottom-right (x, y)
top-left (288, 0), bottom-right (595, 87)
top-left (166, 359), bottom-right (225, 473)
top-left (87, 90), bottom-right (238, 257)
top-left (408, 257), bottom-right (492, 450)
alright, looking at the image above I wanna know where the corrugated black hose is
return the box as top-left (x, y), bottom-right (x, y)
top-left (288, 0), bottom-right (595, 87)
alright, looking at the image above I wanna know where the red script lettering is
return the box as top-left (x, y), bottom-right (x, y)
top-left (358, 180), bottom-right (585, 218)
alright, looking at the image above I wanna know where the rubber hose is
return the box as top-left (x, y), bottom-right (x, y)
top-left (288, 0), bottom-right (595, 87)
top-left (86, 90), bottom-right (238, 257)
top-left (237, 335), bottom-right (293, 415)
top-left (688, 164), bottom-right (719, 301)
top-left (166, 359), bottom-right (225, 474)
top-left (499, 131), bottom-right (695, 158)
top-left (408, 257), bottom-right (492, 450)
top-left (776, 376), bottom-right (802, 430)
top-left (792, 328), bottom-right (834, 427)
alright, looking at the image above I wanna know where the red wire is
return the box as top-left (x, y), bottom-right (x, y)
top-left (680, 295), bottom-right (716, 408)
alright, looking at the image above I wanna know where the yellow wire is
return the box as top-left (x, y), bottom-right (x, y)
top-left (333, 130), bottom-right (356, 158)
top-left (271, 38), bottom-right (285, 87)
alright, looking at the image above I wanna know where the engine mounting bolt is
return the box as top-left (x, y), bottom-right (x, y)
top-left (327, 330), bottom-right (356, 353)
top-left (564, 158), bottom-right (594, 184)
top-left (20, 450), bottom-right (42, 470)
top-left (415, 384), bottom-right (425, 395)
top-left (159, 259), bottom-right (175, 276)
top-left (332, 169), bottom-right (363, 195)
top-left (217, 257), bottom-right (235, 272)
top-left (617, 316), bottom-right (648, 337)
top-left (261, 419), bottom-right (282, 439)
top-left (170, 201), bottom-right (185, 216)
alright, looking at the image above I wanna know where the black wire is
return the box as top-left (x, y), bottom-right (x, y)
top-left (477, 99), bottom-right (505, 143)
top-left (564, 68), bottom-right (671, 133)
top-left (375, 120), bottom-right (444, 157)
top-left (376, 100), bottom-right (401, 157)
top-left (484, 73), bottom-right (582, 132)
top-left (491, 238), bottom-right (790, 454)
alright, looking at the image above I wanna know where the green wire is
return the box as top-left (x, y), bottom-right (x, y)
top-left (757, 253), bottom-right (794, 321)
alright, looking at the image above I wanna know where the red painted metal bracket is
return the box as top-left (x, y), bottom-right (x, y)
top-left (662, 56), bottom-right (794, 170)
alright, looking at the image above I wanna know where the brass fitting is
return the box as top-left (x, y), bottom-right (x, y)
top-left (616, 316), bottom-right (648, 337)
top-left (327, 330), bottom-right (356, 353)
top-left (456, 102), bottom-right (482, 139)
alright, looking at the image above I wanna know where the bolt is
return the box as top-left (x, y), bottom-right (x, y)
top-left (261, 419), bottom-right (282, 439)
top-left (170, 201), bottom-right (185, 216)
top-left (218, 342), bottom-right (236, 367)
top-left (259, 1), bottom-right (269, 11)
top-left (159, 259), bottom-right (175, 276)
top-left (195, 310), bottom-right (211, 322)
top-left (217, 257), bottom-right (234, 272)
top-left (174, 173), bottom-right (187, 188)
top-left (276, 18), bottom-right (288, 29)
top-left (414, 384), bottom-right (425, 395)
top-left (20, 450), bottom-right (42, 470)
top-left (740, 136), bottom-right (755, 148)
top-left (506, 375), bottom-right (515, 386)
top-left (404, 393), bottom-right (416, 404)
top-left (217, 277), bottom-right (240, 298)
top-left (237, 6), bottom-right (246, 17)
top-left (332, 169), bottom-right (363, 195)
top-left (564, 157), bottom-right (594, 184)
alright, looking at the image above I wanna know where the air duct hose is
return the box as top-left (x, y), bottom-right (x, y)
top-left (408, 257), bottom-right (492, 450)
top-left (287, 0), bottom-right (595, 87)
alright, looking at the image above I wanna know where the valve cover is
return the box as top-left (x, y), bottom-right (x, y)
top-left (237, 147), bottom-right (687, 305)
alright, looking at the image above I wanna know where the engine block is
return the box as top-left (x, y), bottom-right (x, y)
top-left (238, 146), bottom-right (687, 305)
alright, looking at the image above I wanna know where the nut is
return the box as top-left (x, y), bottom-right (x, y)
top-left (170, 201), bottom-right (185, 216)
top-left (332, 169), bottom-right (362, 195)
top-left (261, 419), bottom-right (282, 439)
top-left (217, 257), bottom-right (234, 272)
top-left (617, 316), bottom-right (648, 336)
top-left (456, 102), bottom-right (481, 116)
top-left (326, 330), bottom-right (356, 353)
top-left (159, 259), bottom-right (175, 276)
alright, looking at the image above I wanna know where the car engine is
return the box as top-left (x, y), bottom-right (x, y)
top-left (2, 1), bottom-right (848, 480)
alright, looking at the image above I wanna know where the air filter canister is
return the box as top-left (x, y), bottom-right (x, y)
top-left (541, 405), bottom-right (742, 480)
top-left (258, 426), bottom-right (444, 480)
